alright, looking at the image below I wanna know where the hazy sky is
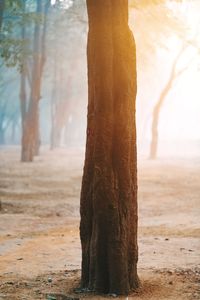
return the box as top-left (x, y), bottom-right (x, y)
top-left (159, 1), bottom-right (200, 140)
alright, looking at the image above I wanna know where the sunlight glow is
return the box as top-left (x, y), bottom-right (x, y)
top-left (51, 0), bottom-right (73, 9)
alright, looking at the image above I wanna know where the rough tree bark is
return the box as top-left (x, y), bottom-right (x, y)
top-left (80, 0), bottom-right (139, 295)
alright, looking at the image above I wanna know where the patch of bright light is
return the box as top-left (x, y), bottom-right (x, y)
top-left (51, 0), bottom-right (73, 9)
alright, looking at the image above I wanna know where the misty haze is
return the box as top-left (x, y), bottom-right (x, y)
top-left (0, 0), bottom-right (199, 299)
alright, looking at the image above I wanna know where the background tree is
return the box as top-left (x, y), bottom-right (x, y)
top-left (149, 44), bottom-right (190, 159)
top-left (21, 0), bottom-right (50, 161)
top-left (0, 0), bottom-right (50, 160)
top-left (1, 0), bottom-right (199, 159)
top-left (0, 93), bottom-right (19, 144)
top-left (80, 0), bottom-right (139, 294)
top-left (47, 0), bottom-right (87, 149)
top-left (149, 31), bottom-right (200, 159)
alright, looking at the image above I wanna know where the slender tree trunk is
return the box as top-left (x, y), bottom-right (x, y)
top-left (20, 68), bottom-right (26, 133)
top-left (22, 0), bottom-right (42, 161)
top-left (20, 1), bottom-right (35, 161)
top-left (33, 104), bottom-right (40, 156)
top-left (149, 87), bottom-right (169, 159)
top-left (11, 118), bottom-right (17, 144)
top-left (150, 110), bottom-right (159, 159)
top-left (50, 102), bottom-right (56, 149)
top-left (0, 102), bottom-right (7, 145)
top-left (149, 45), bottom-right (187, 159)
top-left (33, 0), bottom-right (49, 156)
top-left (50, 54), bottom-right (76, 149)
top-left (80, 0), bottom-right (139, 295)
top-left (0, 125), bottom-right (5, 144)
top-left (20, 15), bottom-right (28, 161)
top-left (50, 96), bottom-right (56, 149)
top-left (51, 87), bottom-right (70, 149)
top-left (21, 0), bottom-right (49, 161)
top-left (149, 61), bottom-right (176, 159)
top-left (50, 48), bottom-right (58, 150)
top-left (0, 0), bottom-right (5, 30)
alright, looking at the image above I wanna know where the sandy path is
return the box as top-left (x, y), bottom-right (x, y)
top-left (0, 147), bottom-right (199, 299)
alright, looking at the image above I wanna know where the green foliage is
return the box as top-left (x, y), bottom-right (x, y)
top-left (5, 0), bottom-right (22, 9)
top-left (0, 0), bottom-right (45, 69)
top-left (0, 38), bottom-right (32, 69)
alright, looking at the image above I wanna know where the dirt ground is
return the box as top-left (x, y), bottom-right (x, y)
top-left (0, 146), bottom-right (199, 300)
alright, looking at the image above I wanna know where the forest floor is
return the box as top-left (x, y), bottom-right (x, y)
top-left (0, 146), bottom-right (199, 300)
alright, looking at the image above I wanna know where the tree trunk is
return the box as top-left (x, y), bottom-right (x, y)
top-left (11, 118), bottom-right (17, 144)
top-left (0, 125), bottom-right (5, 144)
top-left (149, 44), bottom-right (188, 159)
top-left (149, 109), bottom-right (159, 159)
top-left (149, 80), bottom-right (173, 159)
top-left (20, 15), bottom-right (28, 161)
top-left (33, 104), bottom-right (40, 156)
top-left (50, 94), bottom-right (56, 149)
top-left (33, 0), bottom-right (49, 156)
top-left (50, 54), bottom-right (76, 149)
top-left (80, 0), bottom-right (139, 295)
top-left (21, 0), bottom-right (42, 161)
top-left (20, 0), bottom-right (35, 161)
top-left (50, 49), bottom-right (58, 150)
top-left (21, 0), bottom-right (49, 161)
top-left (149, 99), bottom-right (163, 160)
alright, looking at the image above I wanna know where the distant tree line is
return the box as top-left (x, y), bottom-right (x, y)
top-left (0, 0), bottom-right (199, 160)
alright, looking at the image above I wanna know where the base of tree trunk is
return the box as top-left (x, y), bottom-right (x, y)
top-left (21, 150), bottom-right (34, 162)
top-left (149, 138), bottom-right (158, 160)
top-left (21, 134), bottom-right (34, 162)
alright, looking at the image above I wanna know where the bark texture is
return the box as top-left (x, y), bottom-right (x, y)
top-left (80, 0), bottom-right (139, 295)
